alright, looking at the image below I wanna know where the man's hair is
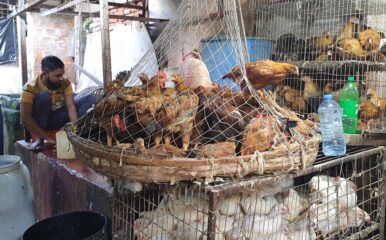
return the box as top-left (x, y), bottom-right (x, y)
top-left (41, 56), bottom-right (64, 72)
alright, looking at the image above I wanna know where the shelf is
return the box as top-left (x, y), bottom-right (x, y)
top-left (292, 60), bottom-right (386, 73)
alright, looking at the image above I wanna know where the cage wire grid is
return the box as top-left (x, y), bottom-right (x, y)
top-left (248, 0), bottom-right (386, 133)
top-left (111, 146), bottom-right (385, 240)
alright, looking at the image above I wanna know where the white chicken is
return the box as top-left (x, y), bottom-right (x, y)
top-left (240, 194), bottom-right (278, 215)
top-left (135, 215), bottom-right (175, 240)
top-left (280, 188), bottom-right (307, 222)
top-left (218, 195), bottom-right (241, 216)
top-left (240, 204), bottom-right (286, 238)
top-left (334, 176), bottom-right (357, 210)
top-left (309, 175), bottom-right (337, 203)
top-left (340, 206), bottom-right (371, 228)
top-left (309, 202), bottom-right (339, 237)
top-left (174, 215), bottom-right (236, 240)
top-left (179, 50), bottom-right (212, 89)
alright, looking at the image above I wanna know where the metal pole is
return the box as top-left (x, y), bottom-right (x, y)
top-left (17, 0), bottom-right (28, 86)
top-left (99, 0), bottom-right (112, 90)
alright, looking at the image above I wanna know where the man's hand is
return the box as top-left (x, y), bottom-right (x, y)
top-left (47, 137), bottom-right (56, 145)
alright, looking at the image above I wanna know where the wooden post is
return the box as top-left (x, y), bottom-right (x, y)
top-left (17, 0), bottom-right (28, 86)
top-left (74, 15), bottom-right (83, 90)
top-left (99, 0), bottom-right (112, 90)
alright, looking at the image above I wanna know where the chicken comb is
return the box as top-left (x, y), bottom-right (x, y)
top-left (157, 70), bottom-right (167, 88)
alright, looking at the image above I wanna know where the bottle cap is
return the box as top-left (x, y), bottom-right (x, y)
top-left (323, 94), bottom-right (332, 100)
top-left (347, 76), bottom-right (355, 82)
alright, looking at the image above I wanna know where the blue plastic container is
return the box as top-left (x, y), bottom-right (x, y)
top-left (200, 37), bottom-right (272, 91)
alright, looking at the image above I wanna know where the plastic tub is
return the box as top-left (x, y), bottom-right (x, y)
top-left (0, 155), bottom-right (35, 240)
top-left (23, 211), bottom-right (108, 240)
top-left (200, 37), bottom-right (272, 91)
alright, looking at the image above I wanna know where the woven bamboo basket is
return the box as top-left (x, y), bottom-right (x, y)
top-left (66, 126), bottom-right (321, 183)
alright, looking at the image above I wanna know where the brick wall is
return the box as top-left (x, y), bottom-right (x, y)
top-left (26, 13), bottom-right (75, 83)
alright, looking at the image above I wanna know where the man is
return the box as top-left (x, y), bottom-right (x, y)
top-left (20, 55), bottom-right (95, 150)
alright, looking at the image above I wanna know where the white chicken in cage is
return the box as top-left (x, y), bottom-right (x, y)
top-left (334, 176), bottom-right (358, 210)
top-left (217, 195), bottom-right (241, 216)
top-left (240, 194), bottom-right (278, 215)
top-left (309, 201), bottom-right (340, 236)
top-left (173, 214), bottom-right (236, 240)
top-left (238, 203), bottom-right (287, 238)
top-left (309, 175), bottom-right (358, 209)
top-left (280, 188), bottom-right (308, 222)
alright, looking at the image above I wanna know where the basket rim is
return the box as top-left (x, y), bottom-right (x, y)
top-left (67, 127), bottom-right (321, 163)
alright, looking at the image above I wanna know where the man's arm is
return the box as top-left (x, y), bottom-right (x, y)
top-left (65, 94), bottom-right (78, 123)
top-left (20, 102), bottom-right (55, 143)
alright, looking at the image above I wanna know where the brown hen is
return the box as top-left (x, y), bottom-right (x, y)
top-left (358, 28), bottom-right (381, 51)
top-left (160, 74), bottom-right (199, 151)
top-left (336, 16), bottom-right (358, 42)
top-left (240, 115), bottom-right (279, 155)
top-left (359, 100), bottom-right (380, 119)
top-left (367, 88), bottom-right (386, 116)
top-left (221, 60), bottom-right (299, 91)
top-left (307, 31), bottom-right (333, 52)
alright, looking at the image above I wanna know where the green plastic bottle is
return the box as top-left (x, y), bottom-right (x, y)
top-left (339, 76), bottom-right (359, 134)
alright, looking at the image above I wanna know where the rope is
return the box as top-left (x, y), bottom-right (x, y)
top-left (251, 150), bottom-right (265, 175)
top-left (237, 150), bottom-right (266, 178)
top-left (119, 147), bottom-right (125, 167)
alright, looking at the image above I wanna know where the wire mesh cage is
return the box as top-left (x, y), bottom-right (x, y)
top-left (247, 0), bottom-right (386, 133)
top-left (112, 146), bottom-right (384, 240)
top-left (66, 0), bottom-right (322, 183)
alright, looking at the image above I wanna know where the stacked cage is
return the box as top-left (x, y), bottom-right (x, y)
top-left (112, 147), bottom-right (384, 240)
top-left (248, 0), bottom-right (386, 133)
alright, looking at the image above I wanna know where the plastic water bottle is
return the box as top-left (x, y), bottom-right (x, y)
top-left (318, 95), bottom-right (346, 156)
top-left (339, 76), bottom-right (359, 134)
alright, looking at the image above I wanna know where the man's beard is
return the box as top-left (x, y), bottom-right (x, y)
top-left (47, 79), bottom-right (62, 90)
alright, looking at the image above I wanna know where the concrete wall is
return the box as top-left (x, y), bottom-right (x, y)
top-left (26, 13), bottom-right (75, 83)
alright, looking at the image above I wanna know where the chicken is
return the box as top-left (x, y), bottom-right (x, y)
top-left (340, 206), bottom-right (371, 228)
top-left (218, 195), bottom-right (241, 216)
top-left (196, 142), bottom-right (236, 159)
top-left (334, 176), bottom-right (357, 210)
top-left (240, 194), bottom-right (278, 215)
top-left (180, 49), bottom-right (212, 89)
top-left (241, 204), bottom-right (287, 237)
top-left (221, 60), bottom-right (299, 91)
top-left (367, 88), bottom-right (386, 114)
top-left (196, 89), bottom-right (246, 144)
top-left (336, 16), bottom-right (359, 42)
top-left (134, 214), bottom-right (177, 240)
top-left (359, 100), bottom-right (380, 119)
top-left (161, 74), bottom-right (199, 150)
top-left (307, 113), bottom-right (320, 123)
top-left (338, 37), bottom-right (367, 59)
top-left (309, 202), bottom-right (340, 237)
top-left (134, 95), bottom-right (163, 132)
top-left (138, 71), bottom-right (166, 96)
top-left (323, 82), bottom-right (333, 94)
top-left (153, 86), bottom-right (178, 146)
top-left (291, 97), bottom-right (307, 113)
top-left (302, 76), bottom-right (320, 98)
top-left (358, 28), bottom-right (381, 51)
top-left (307, 31), bottom-right (333, 52)
top-left (309, 175), bottom-right (336, 202)
top-left (149, 144), bottom-right (187, 158)
top-left (280, 188), bottom-right (307, 222)
top-left (240, 115), bottom-right (280, 155)
top-left (337, 38), bottom-right (371, 60)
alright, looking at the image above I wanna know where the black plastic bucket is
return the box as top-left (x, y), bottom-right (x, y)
top-left (23, 211), bottom-right (108, 240)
